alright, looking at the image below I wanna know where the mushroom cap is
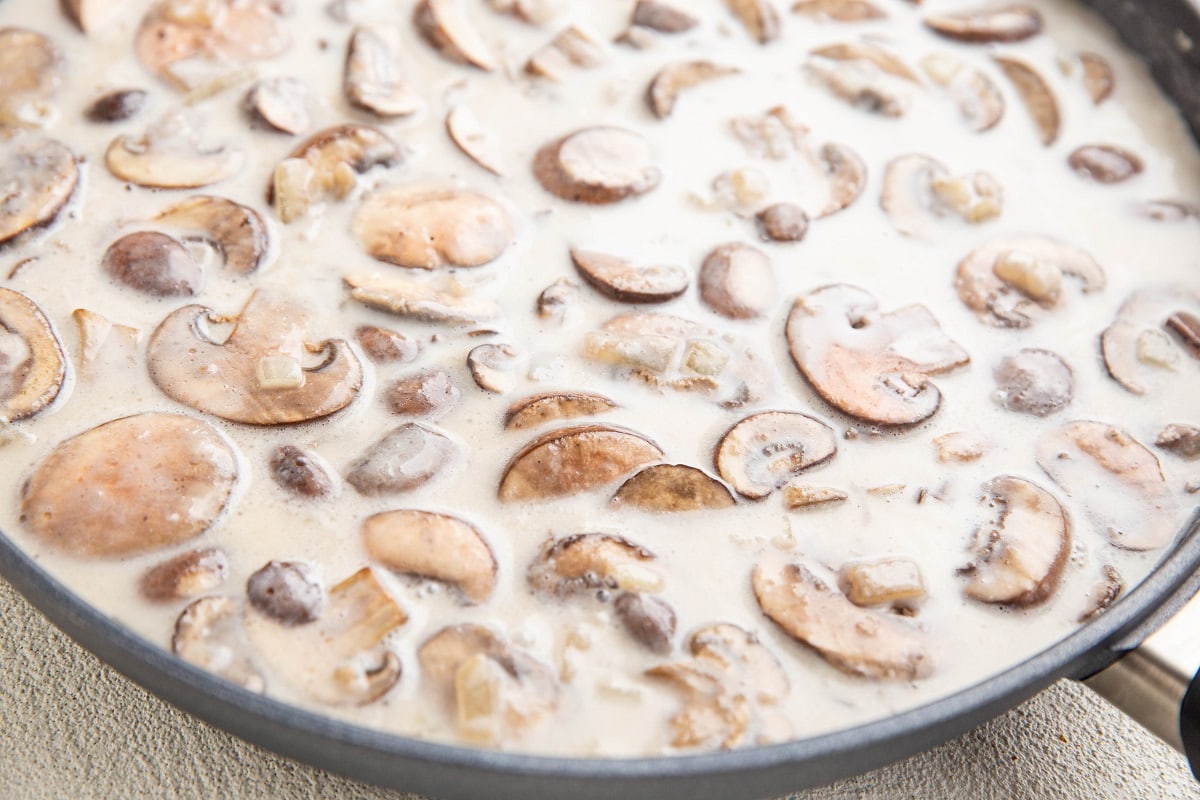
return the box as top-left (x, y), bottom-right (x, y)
top-left (1101, 285), bottom-right (1200, 395)
top-left (533, 126), bottom-right (661, 204)
top-left (146, 290), bottom-right (363, 425)
top-left (0, 133), bottom-right (79, 246)
top-left (612, 464), bottom-right (737, 512)
top-left (498, 424), bottom-right (663, 501)
top-left (715, 411), bottom-right (838, 499)
top-left (0, 287), bottom-right (67, 423)
top-left (362, 509), bottom-right (497, 603)
top-left (527, 532), bottom-right (661, 595)
top-left (0, 27), bottom-right (62, 126)
top-left (21, 412), bottom-right (238, 557)
top-left (924, 5), bottom-right (1043, 43)
top-left (154, 195), bottom-right (270, 275)
top-left (785, 284), bottom-right (969, 426)
top-left (993, 55), bottom-right (1060, 146)
top-left (105, 120), bottom-right (243, 190)
top-left (172, 596), bottom-right (266, 692)
top-left (503, 391), bottom-right (618, 430)
top-left (646, 61), bottom-right (739, 119)
top-left (345, 423), bottom-right (459, 496)
top-left (570, 249), bottom-right (689, 304)
top-left (413, 0), bottom-right (498, 71)
top-left (344, 25), bottom-right (425, 118)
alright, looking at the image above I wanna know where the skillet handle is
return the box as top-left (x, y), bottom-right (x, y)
top-left (1183, 672), bottom-right (1200, 779)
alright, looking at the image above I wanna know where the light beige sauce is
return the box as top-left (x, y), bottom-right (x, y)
top-left (1, 0), bottom-right (1200, 757)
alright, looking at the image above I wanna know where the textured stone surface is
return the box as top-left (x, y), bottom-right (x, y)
top-left (2, 576), bottom-right (1198, 800)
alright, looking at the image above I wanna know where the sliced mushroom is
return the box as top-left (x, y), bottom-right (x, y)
top-left (21, 413), bottom-right (237, 557)
top-left (785, 284), bottom-right (969, 426)
top-left (1069, 144), bottom-right (1144, 184)
top-left (934, 431), bottom-right (989, 463)
top-left (269, 124), bottom-right (402, 222)
top-left (0, 28), bottom-right (62, 127)
top-left (140, 548), bottom-right (229, 602)
top-left (1168, 312), bottom-right (1200, 358)
top-left (715, 411), bottom-right (837, 499)
top-left (0, 288), bottom-right (67, 424)
top-left (363, 510), bottom-right (496, 604)
top-left (504, 391), bottom-right (617, 430)
top-left (816, 142), bottom-right (867, 217)
top-left (384, 369), bottom-right (460, 418)
top-left (955, 235), bottom-right (1105, 328)
top-left (646, 61), bottom-right (740, 119)
top-left (344, 271), bottom-right (498, 325)
top-left (413, 0), bottom-right (497, 71)
top-left (528, 533), bottom-right (662, 597)
top-left (647, 623), bottom-right (791, 749)
top-left (993, 348), bottom-right (1073, 417)
top-left (533, 127), bottom-right (661, 204)
top-left (1078, 52), bottom-right (1114, 105)
top-left (346, 422), bottom-right (459, 495)
top-left (614, 592), bottom-right (676, 653)
top-left (270, 445), bottom-right (335, 498)
top-left (698, 243), bottom-right (775, 320)
top-left (612, 464), bottom-right (736, 511)
top-left (106, 110), bottom-right (243, 189)
top-left (243, 77), bottom-right (311, 134)
top-left (526, 26), bottom-right (607, 80)
top-left (1157, 424), bottom-right (1200, 460)
top-left (172, 596), bottom-right (265, 691)
top-left (808, 44), bottom-right (916, 117)
top-left (919, 53), bottom-right (1004, 132)
top-left (880, 154), bottom-right (1002, 237)
top-left (753, 559), bottom-right (932, 680)
top-left (62, 0), bottom-right (134, 33)
top-left (490, 0), bottom-right (561, 25)
top-left (1080, 565), bottom-right (1124, 622)
top-left (355, 325), bottom-right (419, 364)
top-left (1102, 287), bottom-right (1200, 394)
top-left (86, 89), bottom-right (148, 123)
top-left (726, 0), bottom-right (782, 43)
top-left (147, 291), bottom-right (362, 425)
top-left (499, 425), bottom-right (662, 501)
top-left (925, 5), bottom-right (1042, 43)
top-left (103, 231), bottom-right (204, 297)
top-left (0, 134), bottom-right (79, 246)
top-left (839, 559), bottom-right (925, 609)
top-left (247, 560), bottom-right (325, 625)
top-left (154, 195), bottom-right (269, 275)
top-left (756, 203), bottom-right (809, 242)
top-left (993, 55), bottom-right (1059, 146)
top-left (70, 308), bottom-right (140, 373)
top-left (961, 476), bottom-right (1070, 606)
top-left (570, 249), bottom-right (688, 304)
top-left (1038, 421), bottom-right (1179, 550)
top-left (811, 42), bottom-right (920, 82)
top-left (352, 186), bottom-right (514, 270)
top-left (631, 0), bottom-right (698, 32)
top-left (781, 482), bottom-right (847, 510)
top-left (792, 0), bottom-right (885, 21)
top-left (446, 105), bottom-right (506, 176)
top-left (535, 278), bottom-right (578, 321)
top-left (345, 25), bottom-right (424, 118)
top-left (467, 343), bottom-right (522, 394)
top-left (730, 105), bottom-right (808, 160)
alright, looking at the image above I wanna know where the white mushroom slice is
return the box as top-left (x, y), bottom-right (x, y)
top-left (467, 343), bottom-right (522, 394)
top-left (0, 134), bottom-right (79, 245)
top-left (647, 623), bottom-right (791, 749)
top-left (528, 533), bottom-right (662, 595)
top-left (413, 0), bottom-right (497, 71)
top-left (792, 0), bottom-right (885, 21)
top-left (730, 105), bottom-right (808, 159)
top-left (612, 464), bottom-right (737, 511)
top-left (533, 127), bottom-right (661, 204)
top-left (955, 235), bottom-right (1105, 328)
top-left (0, 288), bottom-right (67, 423)
top-left (646, 61), bottom-right (740, 119)
top-left (725, 0), bottom-right (782, 43)
top-left (571, 249), bottom-right (688, 304)
top-left (363, 510), bottom-right (497, 603)
top-left (353, 186), bottom-right (514, 270)
top-left (140, 548), bottom-right (229, 602)
top-left (994, 348), bottom-right (1073, 416)
top-left (526, 26), bottom-right (607, 80)
top-left (753, 559), bottom-right (932, 680)
top-left (1157, 424), bottom-right (1200, 460)
top-left (446, 105), bottom-right (506, 176)
top-left (1078, 52), bottom-right (1114, 105)
top-left (0, 28), bottom-right (62, 127)
top-left (62, 0), bottom-right (135, 33)
top-left (345, 25), bottom-right (424, 118)
top-left (840, 559), bottom-right (925, 608)
top-left (492, 0), bottom-right (561, 25)
top-left (1080, 565), bottom-right (1124, 622)
top-left (961, 476), bottom-right (1069, 607)
top-left (345, 423), bottom-right (459, 495)
top-left (1069, 144), bottom-right (1144, 184)
top-left (782, 483), bottom-right (847, 510)
top-left (344, 271), bottom-right (498, 325)
top-left (925, 5), bottom-right (1042, 43)
top-left (154, 195), bottom-right (269, 275)
top-left (934, 431), bottom-right (989, 463)
top-left (808, 44), bottom-right (916, 117)
top-left (173, 596), bottom-right (265, 692)
top-left (1102, 288), bottom-right (1200, 394)
top-left (1037, 421), bottom-right (1179, 551)
top-left (504, 391), bottom-right (618, 430)
top-left (106, 111), bottom-right (243, 189)
top-left (146, 291), bottom-right (363, 425)
top-left (816, 142), bottom-right (867, 217)
top-left (715, 411), bottom-right (838, 499)
top-left (757, 203), bottom-right (809, 242)
top-left (631, 0), bottom-right (698, 32)
top-left (268, 125), bottom-right (401, 222)
top-left (811, 42), bottom-right (921, 83)
top-left (785, 284), bottom-right (970, 426)
top-left (920, 53), bottom-right (1004, 132)
top-left (244, 77), bottom-right (311, 134)
top-left (698, 243), bottom-right (775, 320)
top-left (499, 425), bottom-right (663, 501)
top-left (881, 154), bottom-right (1002, 237)
top-left (994, 55), bottom-right (1060, 146)
top-left (21, 413), bottom-right (237, 557)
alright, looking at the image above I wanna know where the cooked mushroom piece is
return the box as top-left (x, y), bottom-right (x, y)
top-left (698, 243), bottom-right (775, 320)
top-left (103, 231), bottom-right (204, 297)
top-left (355, 325), bottom-right (419, 364)
top-left (269, 124), bottom-right (402, 223)
top-left (725, 0), bottom-right (782, 43)
top-left (1069, 145), bottom-right (1143, 184)
top-left (535, 278), bottom-right (578, 321)
top-left (172, 596), bottom-right (265, 692)
top-left (785, 284), bottom-right (969, 426)
top-left (614, 592), bottom-right (676, 653)
top-left (781, 482), bottom-right (848, 510)
top-left (919, 53), bottom-right (1004, 132)
top-left (612, 464), bottom-right (736, 512)
top-left (490, 0), bottom-right (560, 25)
top-left (247, 561), bottom-right (325, 625)
top-left (0, 134), bottom-right (79, 246)
top-left (467, 343), bottom-right (522, 394)
top-left (730, 105), bottom-right (808, 160)
top-left (344, 271), bottom-right (498, 326)
top-left (955, 235), bottom-right (1105, 328)
top-left (925, 5), bottom-right (1042, 42)
top-left (0, 288), bottom-right (67, 424)
top-left (1101, 287), bottom-right (1200, 394)
top-left (70, 308), bottom-right (140, 373)
top-left (106, 110), bottom-right (243, 189)
top-left (756, 203), bottom-right (809, 242)
top-left (880, 154), bottom-right (1002, 237)
top-left (807, 43), bottom-right (917, 118)
top-left (816, 142), bottom-right (867, 217)
top-left (1157, 424), bottom-right (1200, 460)
top-left (570, 249), bottom-right (688, 304)
top-left (270, 445), bottom-right (336, 498)
top-left (21, 413), bottom-right (237, 557)
top-left (384, 369), bottom-right (460, 418)
top-left (529, 533), bottom-right (663, 597)
top-left (0, 28), bottom-right (62, 127)
top-left (243, 77), bottom-right (311, 134)
top-left (140, 548), bottom-right (229, 602)
top-left (993, 349), bottom-right (1073, 416)
top-left (525, 26), bottom-right (607, 80)
top-left (413, 0), bottom-right (497, 70)
top-left (1078, 52), bottom-right (1115, 105)
top-left (961, 476), bottom-right (1070, 606)
top-left (646, 62), bottom-right (740, 119)
top-left (363, 509), bottom-right (497, 603)
top-left (752, 559), bottom-right (932, 680)
top-left (533, 127), bottom-right (661, 204)
top-left (647, 623), bottom-right (791, 749)
top-left (62, 0), bottom-right (134, 33)
top-left (346, 422), bottom-right (459, 495)
top-left (715, 411), bottom-right (838, 499)
top-left (499, 425), bottom-right (662, 501)
top-left (1037, 421), bottom-right (1179, 551)
top-left (154, 195), bottom-right (270, 275)
top-left (631, 0), bottom-right (698, 32)
top-left (504, 391), bottom-right (617, 430)
top-left (1080, 565), bottom-right (1124, 622)
top-left (839, 559), bottom-right (925, 608)
top-left (993, 55), bottom-right (1060, 146)
top-left (85, 89), bottom-right (148, 123)
top-left (147, 291), bottom-right (363, 425)
top-left (344, 26), bottom-right (424, 118)
top-left (353, 186), bottom-right (514, 270)
top-left (446, 105), bottom-right (506, 176)
top-left (792, 0), bottom-right (884, 19)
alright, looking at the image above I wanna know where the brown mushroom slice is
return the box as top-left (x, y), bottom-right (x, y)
top-left (571, 249), bottom-right (688, 304)
top-left (356, 325), bottom-right (419, 364)
top-left (103, 231), bottom-right (204, 297)
top-left (21, 413), bottom-right (237, 557)
top-left (1157, 424), bottom-right (1200, 460)
top-left (146, 291), bottom-right (363, 425)
top-left (1069, 144), bottom-right (1144, 184)
top-left (730, 105), bottom-right (808, 160)
top-left (0, 28), bottom-right (62, 127)
top-left (816, 142), bottom-right (867, 217)
top-left (715, 411), bottom-right (837, 500)
top-left (782, 483), bottom-right (847, 510)
top-left (614, 592), bottom-right (676, 654)
top-left (140, 548), bottom-right (229, 602)
top-left (533, 127), bottom-right (661, 204)
top-left (698, 243), bottom-right (775, 320)
top-left (756, 203), bottom-right (809, 242)
top-left (270, 445), bottom-right (336, 498)
top-left (446, 105), bottom-right (506, 176)
top-left (62, 0), bottom-right (135, 33)
top-left (840, 559), bottom-right (925, 608)
top-left (1078, 52), bottom-right (1114, 105)
top-left (154, 195), bottom-right (269, 275)
top-left (1037, 421), bottom-right (1179, 551)
top-left (0, 288), bottom-right (67, 424)
top-left (807, 45), bottom-right (915, 118)
top-left (1102, 287), bottom-right (1200, 394)
top-left (247, 561), bottom-right (325, 626)
top-left (269, 124), bottom-right (402, 222)
top-left (86, 89), bottom-right (148, 123)
top-left (925, 5), bottom-right (1042, 43)
top-left (880, 154), bottom-right (1002, 237)
top-left (414, 0), bottom-right (497, 71)
top-left (962, 476), bottom-right (1070, 607)
top-left (467, 343), bottom-right (522, 394)
top-left (526, 26), bottom-right (607, 80)
top-left (344, 271), bottom-right (498, 326)
top-left (647, 623), bottom-right (791, 749)
top-left (811, 42), bottom-right (921, 83)
top-left (920, 54), bottom-right (1005, 133)
top-left (725, 0), bottom-right (782, 43)
top-left (490, 0), bottom-right (560, 25)
top-left (631, 0), bottom-right (698, 32)
top-left (172, 596), bottom-right (265, 692)
top-left (785, 284), bottom-right (970, 426)
top-left (646, 61), bottom-right (740, 119)
top-left (792, 0), bottom-right (885, 21)
top-left (499, 425), bottom-right (662, 502)
top-left (346, 423), bottom-right (459, 496)
top-left (0, 134), bottom-right (79, 246)
top-left (993, 55), bottom-right (1060, 146)
top-left (528, 532), bottom-right (663, 596)
top-left (994, 348), bottom-right (1073, 416)
top-left (344, 25), bottom-right (424, 118)
top-left (752, 560), bottom-right (932, 680)
top-left (106, 111), bottom-right (243, 189)
top-left (504, 391), bottom-right (617, 430)
top-left (353, 186), bottom-right (514, 270)
top-left (1080, 565), bottom-right (1124, 622)
top-left (363, 510), bottom-right (496, 604)
top-left (244, 77), bottom-right (310, 134)
top-left (955, 235), bottom-right (1105, 328)
top-left (612, 464), bottom-right (736, 511)
top-left (385, 369), bottom-right (460, 418)
top-left (535, 278), bottom-right (578, 321)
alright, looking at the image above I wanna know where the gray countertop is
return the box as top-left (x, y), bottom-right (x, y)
top-left (2, 577), bottom-right (1199, 800)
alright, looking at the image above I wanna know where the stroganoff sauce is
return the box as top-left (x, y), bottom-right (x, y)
top-left (1, 0), bottom-right (1199, 756)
